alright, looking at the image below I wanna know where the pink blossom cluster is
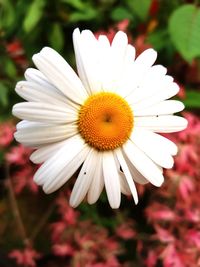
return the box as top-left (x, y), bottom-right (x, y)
top-left (51, 192), bottom-right (122, 267)
top-left (6, 143), bottom-right (38, 194)
top-left (0, 121), bottom-right (38, 194)
top-left (144, 112), bottom-right (200, 267)
top-left (0, 122), bottom-right (14, 148)
top-left (9, 248), bottom-right (41, 267)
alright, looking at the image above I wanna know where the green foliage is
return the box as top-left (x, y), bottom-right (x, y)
top-left (0, 82), bottom-right (9, 107)
top-left (147, 29), bottom-right (169, 51)
top-left (48, 23), bottom-right (64, 52)
top-left (68, 6), bottom-right (98, 23)
top-left (111, 7), bottom-right (133, 21)
top-left (125, 0), bottom-right (151, 21)
top-left (61, 0), bottom-right (85, 10)
top-left (4, 59), bottom-right (17, 78)
top-left (169, 4), bottom-right (200, 62)
top-left (0, 0), bottom-right (15, 29)
top-left (183, 90), bottom-right (200, 108)
top-left (23, 0), bottom-right (46, 33)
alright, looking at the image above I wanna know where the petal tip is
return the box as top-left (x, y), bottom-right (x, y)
top-left (69, 198), bottom-right (78, 208)
top-left (32, 53), bottom-right (40, 64)
top-left (135, 198), bottom-right (139, 205)
top-left (109, 200), bottom-right (120, 209)
top-left (154, 177), bottom-right (164, 187)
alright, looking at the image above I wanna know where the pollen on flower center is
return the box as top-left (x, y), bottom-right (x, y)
top-left (78, 92), bottom-right (134, 151)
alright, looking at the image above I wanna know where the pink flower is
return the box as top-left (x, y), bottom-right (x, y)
top-left (184, 209), bottom-right (200, 223)
top-left (52, 243), bottom-right (74, 256)
top-left (9, 247), bottom-right (40, 267)
top-left (186, 230), bottom-right (200, 249)
top-left (143, 112), bottom-right (200, 267)
top-left (0, 122), bottom-right (14, 148)
top-left (116, 222), bottom-right (135, 239)
top-left (51, 221), bottom-right (66, 242)
top-left (178, 176), bottom-right (194, 201)
top-left (12, 166), bottom-right (38, 194)
top-left (146, 203), bottom-right (176, 222)
top-left (56, 193), bottom-right (79, 225)
top-left (6, 144), bottom-right (32, 165)
top-left (154, 225), bottom-right (175, 243)
top-left (161, 244), bottom-right (185, 267)
top-left (50, 191), bottom-right (121, 265)
top-left (145, 250), bottom-right (158, 267)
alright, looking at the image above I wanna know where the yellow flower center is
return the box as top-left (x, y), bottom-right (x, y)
top-left (78, 92), bottom-right (134, 151)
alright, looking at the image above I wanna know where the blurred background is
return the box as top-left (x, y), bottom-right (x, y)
top-left (0, 0), bottom-right (200, 266)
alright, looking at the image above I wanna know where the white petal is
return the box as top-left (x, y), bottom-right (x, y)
top-left (30, 140), bottom-right (68, 163)
top-left (125, 157), bottom-right (149, 184)
top-left (35, 136), bottom-right (89, 194)
top-left (123, 140), bottom-right (164, 187)
top-left (134, 115), bottom-right (188, 133)
top-left (133, 129), bottom-right (177, 156)
top-left (107, 31), bottom-right (128, 92)
top-left (87, 152), bottom-right (104, 204)
top-left (25, 68), bottom-right (80, 110)
top-left (134, 100), bottom-right (185, 116)
top-left (16, 120), bottom-right (46, 130)
top-left (119, 171), bottom-right (131, 195)
top-left (98, 34), bottom-right (110, 48)
top-left (24, 68), bottom-right (62, 95)
top-left (43, 146), bottom-right (90, 194)
top-left (117, 49), bottom-right (157, 98)
top-left (130, 129), bottom-right (174, 169)
top-left (70, 148), bottom-right (97, 207)
top-left (135, 48), bottom-right (157, 67)
top-left (125, 65), bottom-right (167, 103)
top-left (102, 151), bottom-right (121, 209)
top-left (98, 31), bottom-right (128, 92)
top-left (132, 82), bottom-right (180, 110)
top-left (14, 124), bottom-right (76, 147)
top-left (15, 81), bottom-right (74, 109)
top-left (73, 28), bottom-right (101, 94)
top-left (32, 47), bottom-right (88, 104)
top-left (124, 44), bottom-right (136, 63)
top-left (115, 149), bottom-right (138, 204)
top-left (97, 35), bottom-right (112, 91)
top-left (111, 31), bottom-right (128, 67)
top-left (115, 44), bottom-right (136, 96)
top-left (12, 102), bottom-right (77, 124)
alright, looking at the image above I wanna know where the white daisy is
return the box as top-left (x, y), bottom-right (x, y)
top-left (12, 29), bottom-right (187, 209)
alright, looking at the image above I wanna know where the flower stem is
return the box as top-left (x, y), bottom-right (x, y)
top-left (30, 202), bottom-right (55, 242)
top-left (5, 163), bottom-right (31, 247)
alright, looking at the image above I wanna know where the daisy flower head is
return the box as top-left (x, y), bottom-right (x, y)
top-left (12, 28), bottom-right (187, 209)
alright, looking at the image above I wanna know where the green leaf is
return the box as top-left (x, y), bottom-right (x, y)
top-left (4, 59), bottom-right (17, 78)
top-left (23, 0), bottom-right (46, 33)
top-left (183, 90), bottom-right (200, 108)
top-left (0, 82), bottom-right (9, 107)
top-left (168, 4), bottom-right (200, 62)
top-left (111, 7), bottom-right (133, 21)
top-left (125, 0), bottom-right (151, 21)
top-left (48, 23), bottom-right (64, 52)
top-left (0, 0), bottom-right (15, 29)
top-left (147, 29), bottom-right (169, 51)
top-left (61, 0), bottom-right (85, 10)
top-left (69, 7), bottom-right (97, 22)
